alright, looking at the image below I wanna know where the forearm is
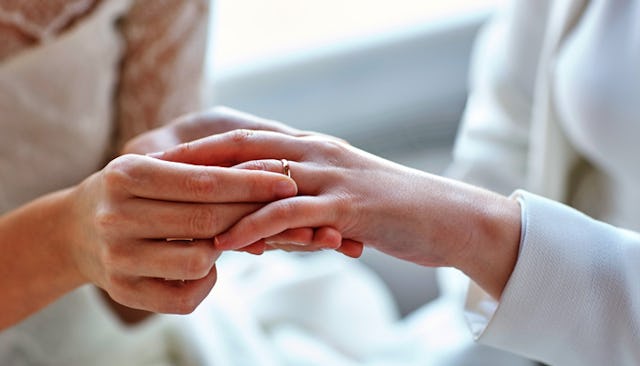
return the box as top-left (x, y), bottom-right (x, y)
top-left (0, 188), bottom-right (85, 329)
top-left (379, 173), bottom-right (521, 300)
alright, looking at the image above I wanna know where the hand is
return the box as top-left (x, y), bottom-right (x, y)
top-left (67, 153), bottom-right (298, 313)
top-left (124, 106), bottom-right (359, 257)
top-left (154, 130), bottom-right (522, 299)
top-left (121, 106), bottom-right (325, 156)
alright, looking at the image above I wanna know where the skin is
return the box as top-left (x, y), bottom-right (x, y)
top-left (0, 147), bottom-right (297, 329)
top-left (124, 108), bottom-right (364, 257)
top-left (154, 128), bottom-right (523, 300)
top-left (0, 107), bottom-right (356, 330)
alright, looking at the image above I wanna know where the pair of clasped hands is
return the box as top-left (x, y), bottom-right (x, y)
top-left (73, 107), bottom-right (518, 314)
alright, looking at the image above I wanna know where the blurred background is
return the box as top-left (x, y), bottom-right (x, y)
top-left (204, 0), bottom-right (505, 317)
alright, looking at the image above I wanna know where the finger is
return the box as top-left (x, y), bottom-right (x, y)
top-left (106, 239), bottom-right (221, 280)
top-left (235, 241), bottom-right (267, 255)
top-left (265, 227), bottom-right (342, 252)
top-left (264, 227), bottom-right (314, 246)
top-left (214, 196), bottom-right (335, 250)
top-left (263, 227), bottom-right (343, 252)
top-left (105, 154), bottom-right (297, 203)
top-left (264, 243), bottom-right (316, 252)
top-left (171, 107), bottom-right (350, 144)
top-left (175, 107), bottom-right (306, 140)
top-left (150, 129), bottom-right (313, 166)
top-left (116, 200), bottom-right (262, 239)
top-left (336, 240), bottom-right (364, 258)
top-left (107, 266), bottom-right (218, 314)
top-left (233, 159), bottom-right (330, 195)
top-left (311, 227), bottom-right (342, 249)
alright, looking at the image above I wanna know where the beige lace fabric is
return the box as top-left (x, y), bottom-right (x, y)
top-left (116, 0), bottom-right (209, 149)
top-left (0, 0), bottom-right (100, 59)
top-left (0, 0), bottom-right (209, 152)
top-left (0, 0), bottom-right (208, 213)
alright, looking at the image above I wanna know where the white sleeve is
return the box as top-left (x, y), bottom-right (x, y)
top-left (465, 190), bottom-right (640, 365)
top-left (447, 0), bottom-right (551, 195)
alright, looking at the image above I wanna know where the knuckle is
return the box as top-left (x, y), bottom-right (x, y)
top-left (184, 170), bottom-right (216, 200)
top-left (243, 160), bottom-right (270, 172)
top-left (173, 294), bottom-right (200, 314)
top-left (109, 282), bottom-right (148, 312)
top-left (184, 252), bottom-right (213, 279)
top-left (104, 272), bottom-right (122, 289)
top-left (102, 274), bottom-right (128, 302)
top-left (319, 140), bottom-right (348, 162)
top-left (175, 140), bottom-right (195, 156)
top-left (102, 154), bottom-right (140, 190)
top-left (229, 129), bottom-right (255, 144)
top-left (271, 200), bottom-right (297, 221)
top-left (100, 242), bottom-right (129, 272)
top-left (94, 205), bottom-right (122, 235)
top-left (188, 206), bottom-right (217, 235)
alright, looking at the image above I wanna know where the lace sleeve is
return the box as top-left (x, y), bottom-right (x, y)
top-left (114, 0), bottom-right (209, 150)
top-left (0, 0), bottom-right (99, 61)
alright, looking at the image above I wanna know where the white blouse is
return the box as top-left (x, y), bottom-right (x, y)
top-left (555, 0), bottom-right (640, 230)
top-left (459, 1), bottom-right (640, 364)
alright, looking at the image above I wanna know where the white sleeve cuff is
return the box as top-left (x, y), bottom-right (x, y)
top-left (463, 189), bottom-right (640, 365)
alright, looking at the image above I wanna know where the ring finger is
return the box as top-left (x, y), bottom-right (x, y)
top-left (232, 159), bottom-right (329, 195)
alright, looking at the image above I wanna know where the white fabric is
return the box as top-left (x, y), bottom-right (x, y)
top-left (0, 249), bottom-right (401, 365)
top-left (554, 0), bottom-right (640, 230)
top-left (554, 1), bottom-right (640, 183)
top-left (451, 0), bottom-right (640, 364)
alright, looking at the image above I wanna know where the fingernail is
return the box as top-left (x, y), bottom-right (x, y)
top-left (265, 240), bottom-right (307, 246)
top-left (245, 245), bottom-right (265, 255)
top-left (146, 151), bottom-right (164, 158)
top-left (275, 180), bottom-right (297, 197)
top-left (214, 235), bottom-right (228, 249)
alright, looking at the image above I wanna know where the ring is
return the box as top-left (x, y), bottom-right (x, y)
top-left (166, 238), bottom-right (194, 242)
top-left (281, 159), bottom-right (291, 178)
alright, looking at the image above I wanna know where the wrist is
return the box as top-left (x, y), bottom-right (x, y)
top-left (0, 187), bottom-right (87, 328)
top-left (449, 187), bottom-right (522, 300)
top-left (53, 187), bottom-right (89, 288)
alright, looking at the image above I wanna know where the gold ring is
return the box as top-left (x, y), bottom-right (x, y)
top-left (166, 238), bottom-right (194, 242)
top-left (281, 159), bottom-right (291, 178)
